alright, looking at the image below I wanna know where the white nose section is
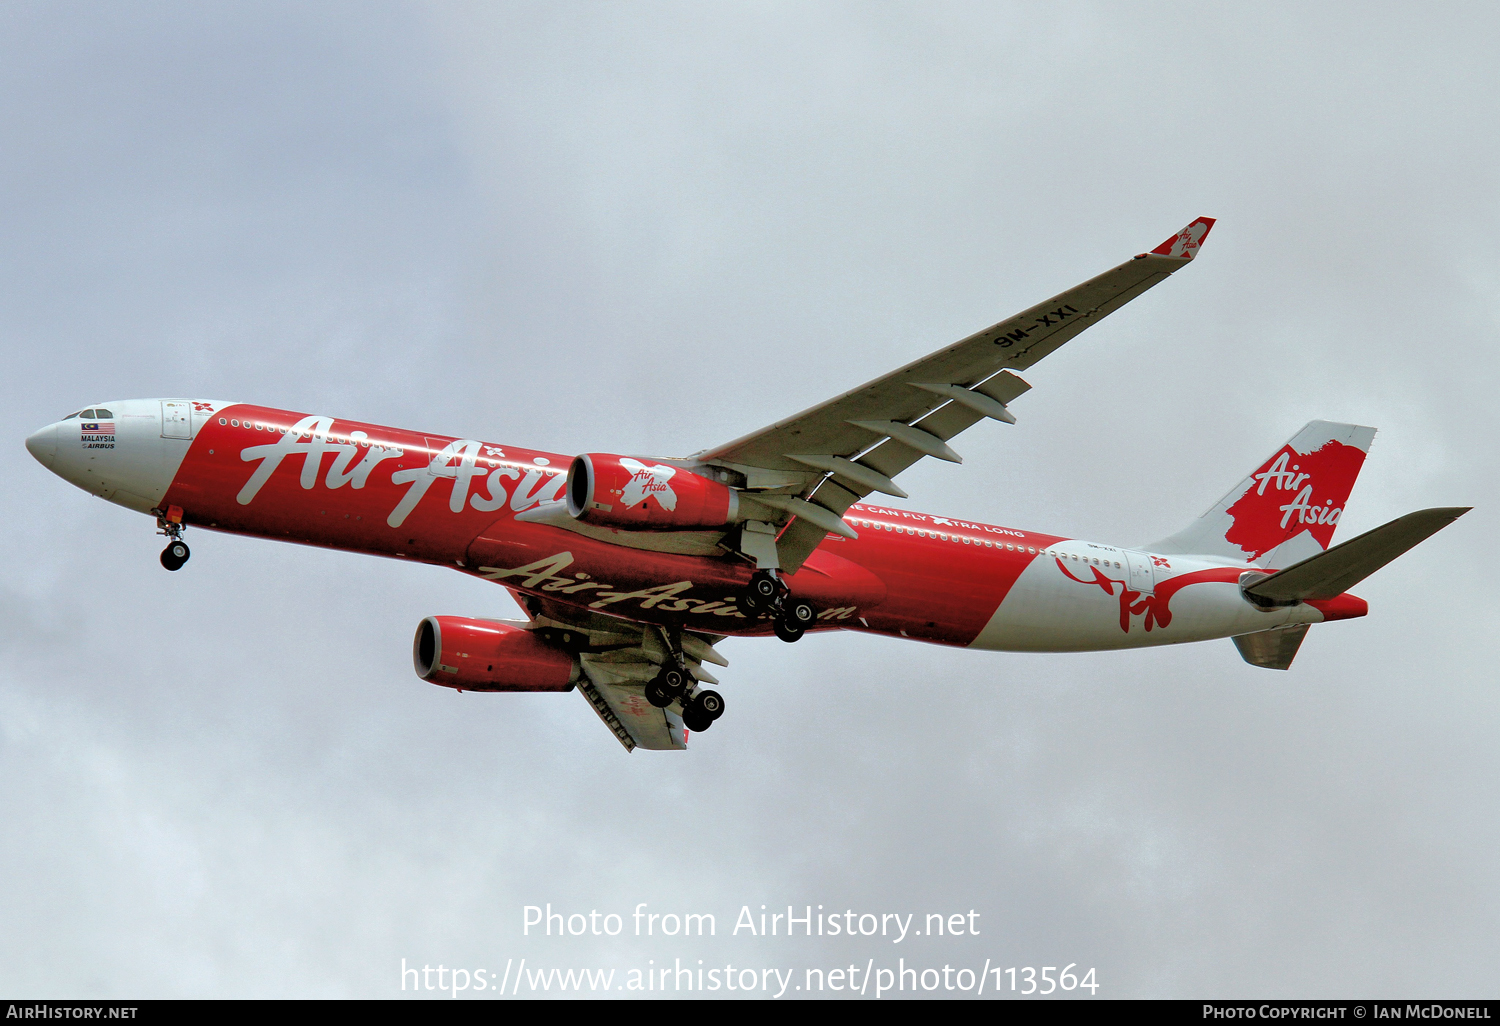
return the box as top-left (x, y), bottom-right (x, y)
top-left (25, 423), bottom-right (57, 469)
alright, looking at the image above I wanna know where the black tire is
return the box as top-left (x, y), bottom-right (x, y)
top-left (773, 619), bottom-right (804, 643)
top-left (751, 572), bottom-right (779, 600)
top-left (786, 599), bottom-right (816, 629)
top-left (645, 678), bottom-right (674, 708)
top-left (682, 706), bottom-right (713, 732)
top-left (739, 590), bottom-right (764, 614)
top-left (660, 666), bottom-right (689, 695)
top-left (694, 689), bottom-right (725, 720)
top-left (160, 546), bottom-right (184, 571)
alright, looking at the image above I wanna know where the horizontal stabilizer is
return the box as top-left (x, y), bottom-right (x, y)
top-left (1244, 507), bottom-right (1470, 603)
top-left (1232, 624), bottom-right (1309, 670)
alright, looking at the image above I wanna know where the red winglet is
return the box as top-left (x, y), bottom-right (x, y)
top-left (1150, 216), bottom-right (1216, 259)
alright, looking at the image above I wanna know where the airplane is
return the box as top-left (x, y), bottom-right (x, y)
top-left (24, 218), bottom-right (1469, 751)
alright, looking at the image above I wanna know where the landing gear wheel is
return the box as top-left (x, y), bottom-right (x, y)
top-left (659, 666), bottom-right (689, 693)
top-left (682, 706), bottom-right (713, 733)
top-left (160, 541), bottom-right (190, 571)
top-left (645, 677), bottom-right (674, 708)
top-left (773, 618), bottom-right (805, 643)
top-left (693, 689), bottom-right (725, 720)
top-left (742, 569), bottom-right (784, 617)
top-left (749, 570), bottom-right (780, 601)
top-left (785, 599), bottom-right (816, 630)
top-left (646, 666), bottom-right (692, 708)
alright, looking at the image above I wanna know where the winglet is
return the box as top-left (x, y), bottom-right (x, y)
top-left (1149, 216), bottom-right (1216, 260)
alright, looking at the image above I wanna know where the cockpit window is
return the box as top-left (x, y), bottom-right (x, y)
top-left (93, 408), bottom-right (113, 418)
top-left (62, 411), bottom-right (82, 420)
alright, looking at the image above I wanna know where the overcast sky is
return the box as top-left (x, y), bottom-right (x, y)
top-left (2, 1), bottom-right (1497, 999)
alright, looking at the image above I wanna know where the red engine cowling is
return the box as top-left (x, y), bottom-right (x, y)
top-left (566, 453), bottom-right (736, 530)
top-left (413, 616), bottom-right (577, 692)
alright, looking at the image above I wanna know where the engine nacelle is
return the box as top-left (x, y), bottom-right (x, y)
top-left (566, 453), bottom-right (736, 530)
top-left (413, 616), bottom-right (577, 692)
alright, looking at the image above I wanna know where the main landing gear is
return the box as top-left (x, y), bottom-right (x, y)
top-left (739, 569), bottom-right (817, 643)
top-left (643, 636), bottom-right (727, 733)
top-left (681, 689), bottom-right (723, 734)
top-left (154, 507), bottom-right (191, 572)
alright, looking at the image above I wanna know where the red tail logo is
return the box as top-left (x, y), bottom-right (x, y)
top-left (1224, 440), bottom-right (1367, 560)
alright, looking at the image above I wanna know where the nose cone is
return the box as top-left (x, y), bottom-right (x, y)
top-left (25, 423), bottom-right (57, 469)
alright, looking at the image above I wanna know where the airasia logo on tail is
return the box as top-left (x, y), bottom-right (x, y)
top-left (1253, 452), bottom-right (1344, 530)
top-left (1225, 440), bottom-right (1367, 560)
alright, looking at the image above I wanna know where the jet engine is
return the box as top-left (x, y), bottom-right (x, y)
top-left (565, 453), bottom-right (736, 530)
top-left (413, 616), bottom-right (577, 692)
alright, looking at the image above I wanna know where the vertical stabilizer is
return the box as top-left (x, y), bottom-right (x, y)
top-left (1150, 421), bottom-right (1377, 566)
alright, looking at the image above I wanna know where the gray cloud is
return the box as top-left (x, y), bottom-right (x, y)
top-left (1, 0), bottom-right (1495, 998)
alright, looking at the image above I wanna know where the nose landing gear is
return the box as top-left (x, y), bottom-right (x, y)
top-left (160, 540), bottom-right (191, 572)
top-left (153, 505), bottom-right (190, 571)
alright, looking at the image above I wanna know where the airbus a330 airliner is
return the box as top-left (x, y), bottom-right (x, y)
top-left (25, 218), bottom-right (1468, 750)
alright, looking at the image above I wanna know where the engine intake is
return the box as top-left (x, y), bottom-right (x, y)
top-left (413, 616), bottom-right (577, 692)
top-left (566, 453), bottom-right (736, 530)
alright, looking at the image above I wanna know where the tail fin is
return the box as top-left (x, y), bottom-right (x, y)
top-left (1151, 421), bottom-right (1377, 566)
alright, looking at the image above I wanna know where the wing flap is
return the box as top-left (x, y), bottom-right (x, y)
top-left (578, 652), bottom-right (687, 751)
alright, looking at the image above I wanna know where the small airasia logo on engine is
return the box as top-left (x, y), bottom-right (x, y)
top-left (618, 458), bottom-right (678, 510)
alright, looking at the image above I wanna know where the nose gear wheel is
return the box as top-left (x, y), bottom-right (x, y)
top-left (160, 541), bottom-right (190, 572)
top-left (153, 507), bottom-right (191, 571)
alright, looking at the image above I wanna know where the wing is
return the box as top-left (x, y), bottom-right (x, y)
top-left (699, 217), bottom-right (1216, 570)
top-left (519, 595), bottom-right (730, 752)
